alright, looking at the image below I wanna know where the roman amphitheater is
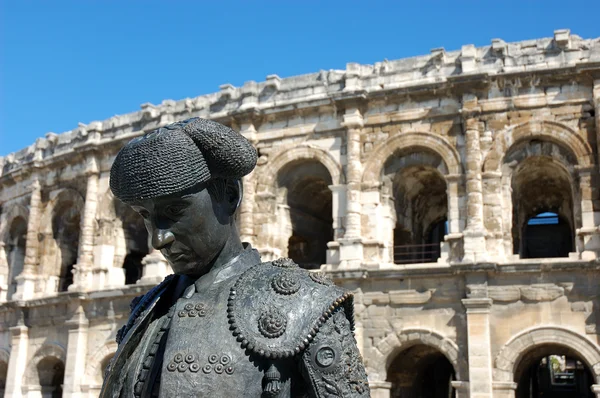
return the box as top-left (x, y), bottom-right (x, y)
top-left (0, 30), bottom-right (599, 398)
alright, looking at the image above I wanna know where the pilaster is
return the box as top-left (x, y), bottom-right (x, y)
top-left (63, 302), bottom-right (89, 398)
top-left (493, 381), bottom-right (517, 398)
top-left (5, 311), bottom-right (28, 398)
top-left (462, 297), bottom-right (493, 398)
top-left (0, 206), bottom-right (9, 300)
top-left (575, 165), bottom-right (600, 260)
top-left (338, 108), bottom-right (364, 268)
top-left (15, 177), bottom-right (41, 300)
top-left (369, 381), bottom-right (392, 398)
top-left (591, 384), bottom-right (600, 398)
top-left (593, 79), bottom-right (600, 174)
top-left (238, 121), bottom-right (258, 245)
top-left (461, 107), bottom-right (487, 263)
top-left (70, 156), bottom-right (99, 292)
top-left (138, 249), bottom-right (171, 285)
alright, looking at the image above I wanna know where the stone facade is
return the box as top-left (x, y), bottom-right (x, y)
top-left (1, 30), bottom-right (600, 397)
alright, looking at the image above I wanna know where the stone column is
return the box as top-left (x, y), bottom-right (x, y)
top-left (593, 79), bottom-right (600, 174)
top-left (337, 108), bottom-right (364, 269)
top-left (591, 384), bottom-right (600, 398)
top-left (493, 381), bottom-right (517, 398)
top-left (444, 174), bottom-right (464, 263)
top-left (451, 381), bottom-right (470, 398)
top-left (70, 156), bottom-right (99, 291)
top-left (576, 166), bottom-right (600, 260)
top-left (0, 210), bottom-right (9, 301)
top-left (15, 177), bottom-right (42, 300)
top-left (63, 303), bottom-right (89, 398)
top-left (5, 311), bottom-right (29, 398)
top-left (239, 121), bottom-right (258, 245)
top-left (138, 249), bottom-right (171, 285)
top-left (369, 381), bottom-right (392, 398)
top-left (462, 297), bottom-right (493, 398)
top-left (483, 171), bottom-right (505, 262)
top-left (462, 110), bottom-right (487, 263)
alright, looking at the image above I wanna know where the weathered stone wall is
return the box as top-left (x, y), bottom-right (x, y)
top-left (0, 30), bottom-right (599, 397)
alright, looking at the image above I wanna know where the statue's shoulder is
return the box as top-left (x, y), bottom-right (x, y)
top-left (116, 274), bottom-right (178, 345)
top-left (227, 258), bottom-right (355, 360)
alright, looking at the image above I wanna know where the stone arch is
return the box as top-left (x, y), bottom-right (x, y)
top-left (375, 327), bottom-right (465, 381)
top-left (39, 188), bottom-right (85, 235)
top-left (494, 326), bottom-right (600, 383)
top-left (1, 204), bottom-right (29, 242)
top-left (257, 144), bottom-right (344, 189)
top-left (483, 120), bottom-right (593, 172)
top-left (24, 342), bottom-right (66, 385)
top-left (362, 132), bottom-right (462, 184)
top-left (85, 341), bottom-right (117, 385)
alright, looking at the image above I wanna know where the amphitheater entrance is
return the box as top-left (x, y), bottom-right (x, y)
top-left (388, 344), bottom-right (456, 398)
top-left (115, 201), bottom-right (150, 285)
top-left (515, 345), bottom-right (594, 398)
top-left (37, 356), bottom-right (65, 398)
top-left (52, 202), bottom-right (81, 292)
top-left (277, 160), bottom-right (333, 269)
top-left (6, 215), bottom-right (27, 299)
top-left (509, 147), bottom-right (575, 259)
top-left (386, 150), bottom-right (448, 264)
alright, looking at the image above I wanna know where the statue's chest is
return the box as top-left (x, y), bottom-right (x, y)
top-left (158, 283), bottom-right (265, 397)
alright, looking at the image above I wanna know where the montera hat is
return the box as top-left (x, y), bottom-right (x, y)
top-left (110, 118), bottom-right (257, 203)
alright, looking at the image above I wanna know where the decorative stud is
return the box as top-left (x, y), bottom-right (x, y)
top-left (258, 309), bottom-right (287, 338)
top-left (271, 271), bottom-right (301, 295)
top-left (272, 258), bottom-right (297, 268)
top-left (309, 272), bottom-right (334, 286)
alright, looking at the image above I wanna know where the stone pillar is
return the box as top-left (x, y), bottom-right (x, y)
top-left (326, 185), bottom-right (347, 266)
top-left (0, 207), bottom-right (9, 300)
top-left (445, 174), bottom-right (464, 263)
top-left (70, 156), bottom-right (99, 291)
top-left (138, 249), bottom-right (171, 285)
top-left (482, 171), bottom-right (505, 262)
top-left (239, 121), bottom-right (258, 245)
top-left (369, 381), bottom-right (392, 398)
top-left (15, 177), bottom-right (42, 300)
top-left (462, 297), bottom-right (493, 398)
top-left (337, 108), bottom-right (364, 269)
top-left (593, 79), bottom-right (600, 174)
top-left (576, 165), bottom-right (600, 260)
top-left (63, 303), bottom-right (89, 398)
top-left (493, 381), bottom-right (517, 398)
top-left (462, 111), bottom-right (487, 263)
top-left (591, 384), bottom-right (600, 398)
top-left (451, 380), bottom-right (470, 398)
top-left (5, 311), bottom-right (29, 398)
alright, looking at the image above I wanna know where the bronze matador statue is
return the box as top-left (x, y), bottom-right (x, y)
top-left (101, 118), bottom-right (370, 397)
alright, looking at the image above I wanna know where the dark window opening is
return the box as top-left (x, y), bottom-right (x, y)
top-left (123, 251), bottom-right (146, 285)
top-left (521, 212), bottom-right (572, 259)
top-left (388, 344), bottom-right (456, 398)
top-left (37, 357), bottom-right (65, 398)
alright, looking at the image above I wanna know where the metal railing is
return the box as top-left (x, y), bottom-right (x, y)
top-left (393, 243), bottom-right (441, 264)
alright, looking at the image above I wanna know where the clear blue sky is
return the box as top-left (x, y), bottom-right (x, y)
top-left (1, 0), bottom-right (598, 156)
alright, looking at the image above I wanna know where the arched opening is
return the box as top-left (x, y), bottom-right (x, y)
top-left (6, 216), bottom-right (27, 299)
top-left (514, 345), bottom-right (594, 398)
top-left (511, 157), bottom-right (574, 258)
top-left (277, 160), bottom-right (333, 269)
top-left (0, 360), bottom-right (7, 397)
top-left (52, 203), bottom-right (80, 292)
top-left (387, 344), bottom-right (456, 398)
top-left (37, 357), bottom-right (64, 398)
top-left (385, 151), bottom-right (448, 264)
top-left (115, 201), bottom-right (149, 285)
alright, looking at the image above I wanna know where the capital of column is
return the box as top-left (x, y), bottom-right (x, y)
top-left (238, 121), bottom-right (258, 144)
top-left (462, 297), bottom-right (493, 313)
top-left (493, 381), bottom-right (517, 391)
top-left (341, 108), bottom-right (364, 129)
top-left (591, 384), bottom-right (600, 394)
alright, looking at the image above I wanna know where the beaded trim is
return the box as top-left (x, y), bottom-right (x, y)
top-left (226, 262), bottom-right (355, 360)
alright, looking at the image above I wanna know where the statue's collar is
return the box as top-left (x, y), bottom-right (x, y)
top-left (192, 243), bottom-right (261, 294)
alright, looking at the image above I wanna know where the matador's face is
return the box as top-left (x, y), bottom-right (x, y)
top-left (129, 184), bottom-right (235, 277)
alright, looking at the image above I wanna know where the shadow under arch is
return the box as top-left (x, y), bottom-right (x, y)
top-left (494, 326), bottom-right (600, 385)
